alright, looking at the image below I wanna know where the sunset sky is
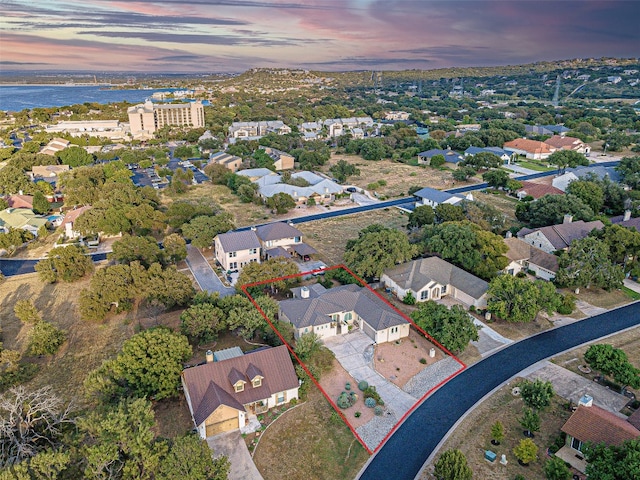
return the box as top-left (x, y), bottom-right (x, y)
top-left (1, 0), bottom-right (637, 73)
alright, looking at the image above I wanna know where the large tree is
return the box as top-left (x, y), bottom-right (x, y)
top-left (547, 149), bottom-right (589, 174)
top-left (84, 327), bottom-right (192, 402)
top-left (407, 205), bottom-right (435, 230)
top-left (182, 213), bottom-right (235, 248)
top-left (80, 397), bottom-right (167, 480)
top-left (482, 169), bottom-right (510, 189)
top-left (157, 434), bottom-right (230, 480)
top-left (516, 193), bottom-right (594, 228)
top-left (35, 245), bottom-right (94, 283)
top-left (266, 192), bottom-right (296, 214)
top-left (487, 275), bottom-right (561, 323)
top-left (422, 221), bottom-right (508, 279)
top-left (344, 225), bottom-right (417, 279)
top-left (433, 449), bottom-right (473, 480)
top-left (566, 179), bottom-right (604, 214)
top-left (410, 301), bottom-right (479, 354)
top-left (584, 439), bottom-right (640, 480)
top-left (584, 344), bottom-right (640, 391)
top-left (461, 152), bottom-right (501, 170)
top-left (555, 237), bottom-right (624, 290)
top-left (57, 146), bottom-right (94, 167)
top-left (180, 303), bottom-right (225, 344)
top-left (236, 257), bottom-right (300, 295)
top-left (110, 234), bottom-right (162, 268)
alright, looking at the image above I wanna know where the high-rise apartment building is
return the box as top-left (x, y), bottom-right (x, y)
top-left (127, 100), bottom-right (205, 138)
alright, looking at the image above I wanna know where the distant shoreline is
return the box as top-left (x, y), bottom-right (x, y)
top-left (0, 83), bottom-right (125, 88)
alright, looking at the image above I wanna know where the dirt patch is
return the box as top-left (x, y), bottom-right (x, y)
top-left (252, 387), bottom-right (369, 480)
top-left (566, 287), bottom-right (633, 310)
top-left (420, 382), bottom-right (573, 480)
top-left (296, 208), bottom-right (408, 266)
top-left (471, 191), bottom-right (522, 230)
top-left (481, 315), bottom-right (553, 342)
top-left (324, 153), bottom-right (472, 198)
top-left (374, 329), bottom-right (443, 388)
top-left (0, 272), bottom-right (134, 404)
top-left (153, 395), bottom-right (194, 439)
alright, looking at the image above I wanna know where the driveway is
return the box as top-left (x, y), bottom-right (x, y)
top-left (323, 332), bottom-right (418, 417)
top-left (524, 361), bottom-right (630, 415)
top-left (185, 244), bottom-right (235, 297)
top-left (206, 430), bottom-right (263, 480)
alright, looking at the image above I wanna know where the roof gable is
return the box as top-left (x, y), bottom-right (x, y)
top-left (215, 230), bottom-right (261, 252)
top-left (256, 222), bottom-right (302, 241)
top-left (182, 345), bottom-right (298, 427)
top-left (562, 404), bottom-right (640, 446)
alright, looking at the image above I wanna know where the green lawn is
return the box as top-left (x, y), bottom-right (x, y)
top-left (514, 160), bottom-right (556, 172)
top-left (622, 286), bottom-right (640, 301)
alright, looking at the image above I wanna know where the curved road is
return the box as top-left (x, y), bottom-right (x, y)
top-left (359, 301), bottom-right (640, 480)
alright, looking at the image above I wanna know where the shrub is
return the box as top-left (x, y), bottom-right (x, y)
top-left (374, 405), bottom-right (384, 416)
top-left (345, 382), bottom-right (351, 390)
top-left (350, 392), bottom-right (358, 403)
top-left (28, 321), bottom-right (66, 356)
top-left (337, 391), bottom-right (356, 409)
top-left (364, 386), bottom-right (384, 406)
top-left (513, 437), bottom-right (538, 465)
top-left (516, 271), bottom-right (527, 278)
top-left (358, 380), bottom-right (368, 391)
top-left (365, 397), bottom-right (376, 408)
top-left (557, 294), bottom-right (576, 315)
top-left (403, 291), bottom-right (416, 305)
top-left (354, 411), bottom-right (361, 418)
top-left (419, 358), bottom-right (427, 364)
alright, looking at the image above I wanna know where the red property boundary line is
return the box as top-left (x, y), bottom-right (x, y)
top-left (240, 264), bottom-right (466, 455)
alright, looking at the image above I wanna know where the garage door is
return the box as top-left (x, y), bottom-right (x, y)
top-left (206, 417), bottom-right (239, 437)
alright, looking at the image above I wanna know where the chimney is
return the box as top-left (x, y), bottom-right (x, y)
top-left (300, 286), bottom-right (310, 299)
top-left (505, 231), bottom-right (513, 238)
top-left (250, 226), bottom-right (256, 231)
top-left (624, 209), bottom-right (632, 222)
top-left (563, 214), bottom-right (573, 224)
top-left (206, 350), bottom-right (214, 363)
top-left (18, 190), bottom-right (23, 196)
top-left (578, 394), bottom-right (593, 407)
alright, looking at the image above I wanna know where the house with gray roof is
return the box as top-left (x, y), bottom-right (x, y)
top-left (279, 283), bottom-right (410, 343)
top-left (417, 149), bottom-right (464, 165)
top-left (214, 230), bottom-right (261, 272)
top-left (503, 237), bottom-right (559, 281)
top-left (255, 222), bottom-right (317, 261)
top-left (381, 257), bottom-right (489, 308)
top-left (413, 186), bottom-right (472, 208)
top-left (517, 217), bottom-right (604, 253)
top-left (464, 146), bottom-right (513, 164)
top-left (182, 345), bottom-right (299, 438)
top-left (236, 168), bottom-right (277, 180)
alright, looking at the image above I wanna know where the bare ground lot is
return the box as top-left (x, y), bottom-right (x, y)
top-left (374, 329), bottom-right (444, 388)
top-left (324, 153), bottom-right (479, 199)
top-left (252, 387), bottom-right (370, 480)
top-left (296, 208), bottom-right (408, 266)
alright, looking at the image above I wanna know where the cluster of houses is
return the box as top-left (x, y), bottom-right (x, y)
top-left (417, 125), bottom-right (590, 167)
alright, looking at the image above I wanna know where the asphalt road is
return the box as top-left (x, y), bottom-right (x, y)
top-left (358, 301), bottom-right (640, 480)
top-left (0, 253), bottom-right (107, 276)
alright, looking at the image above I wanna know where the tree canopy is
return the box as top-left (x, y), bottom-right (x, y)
top-left (236, 257), bottom-right (300, 295)
top-left (410, 301), bottom-right (479, 354)
top-left (35, 245), bottom-right (94, 283)
top-left (516, 193), bottom-right (594, 228)
top-left (344, 225), bottom-right (417, 279)
top-left (555, 237), bottom-right (624, 290)
top-left (487, 274), bottom-right (562, 323)
top-left (584, 439), bottom-right (640, 480)
top-left (422, 221), bottom-right (508, 279)
top-left (84, 327), bottom-right (192, 402)
top-left (547, 150), bottom-right (589, 174)
top-left (181, 213), bottom-right (235, 248)
top-left (433, 449), bottom-right (473, 480)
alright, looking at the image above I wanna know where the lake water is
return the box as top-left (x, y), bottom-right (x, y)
top-left (0, 85), bottom-right (172, 112)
